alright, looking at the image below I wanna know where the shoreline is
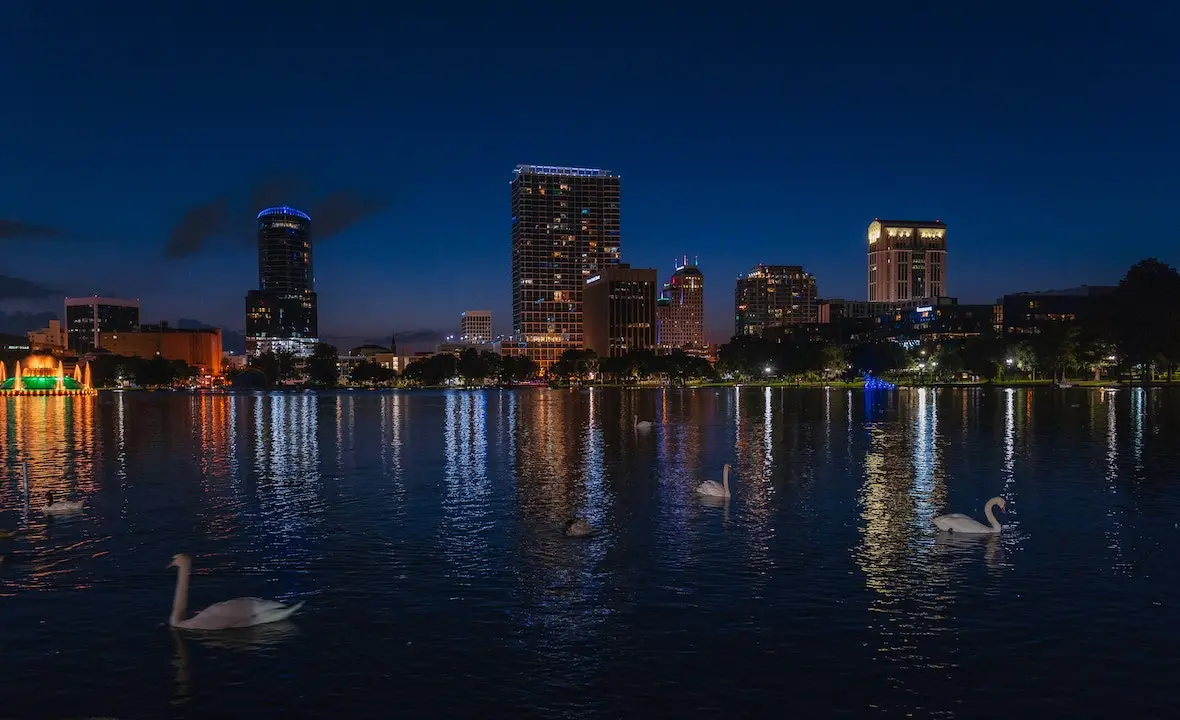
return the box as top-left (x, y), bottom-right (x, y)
top-left (87, 380), bottom-right (1180, 393)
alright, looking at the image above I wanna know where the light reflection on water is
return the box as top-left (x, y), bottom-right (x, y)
top-left (0, 388), bottom-right (1178, 718)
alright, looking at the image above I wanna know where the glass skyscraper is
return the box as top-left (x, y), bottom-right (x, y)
top-left (510, 164), bottom-right (621, 370)
top-left (245, 206), bottom-right (319, 357)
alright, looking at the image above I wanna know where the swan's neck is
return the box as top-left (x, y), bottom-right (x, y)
top-left (984, 500), bottom-right (1001, 530)
top-left (722, 466), bottom-right (730, 493)
top-left (170, 565), bottom-right (190, 626)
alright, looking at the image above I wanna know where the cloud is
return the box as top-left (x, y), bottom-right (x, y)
top-left (0, 219), bottom-right (71, 240)
top-left (393, 329), bottom-right (443, 344)
top-left (307, 190), bottom-right (390, 240)
top-left (249, 173), bottom-right (308, 213)
top-left (164, 197), bottom-right (231, 258)
top-left (0, 310), bottom-right (57, 335)
top-left (165, 177), bottom-right (389, 259)
top-left (0, 275), bottom-right (58, 300)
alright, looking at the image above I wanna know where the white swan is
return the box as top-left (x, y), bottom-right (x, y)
top-left (168, 553), bottom-right (305, 630)
top-left (933, 497), bottom-right (1006, 534)
top-left (564, 518), bottom-right (594, 537)
top-left (695, 463), bottom-right (732, 498)
top-left (44, 492), bottom-right (84, 515)
top-left (633, 414), bottom-right (654, 431)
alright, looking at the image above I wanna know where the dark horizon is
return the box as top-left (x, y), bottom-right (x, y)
top-left (2, 3), bottom-right (1176, 350)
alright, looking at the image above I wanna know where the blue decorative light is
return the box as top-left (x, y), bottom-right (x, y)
top-left (863, 374), bottom-right (896, 391)
top-left (258, 206), bottom-right (311, 222)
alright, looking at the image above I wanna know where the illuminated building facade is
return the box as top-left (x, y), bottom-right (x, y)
top-left (734, 264), bottom-right (818, 337)
top-left (657, 258), bottom-right (705, 351)
top-left (64, 296), bottom-right (140, 353)
top-left (460, 310), bottom-right (492, 344)
top-left (27, 320), bottom-right (67, 352)
top-left (510, 164), bottom-right (621, 370)
top-left (867, 219), bottom-right (947, 302)
top-left (245, 206), bottom-right (318, 357)
top-left (583, 263), bottom-right (657, 357)
top-left (99, 325), bottom-right (223, 376)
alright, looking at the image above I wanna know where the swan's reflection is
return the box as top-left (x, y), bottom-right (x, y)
top-left (171, 622), bottom-right (300, 704)
top-left (931, 532), bottom-right (1006, 574)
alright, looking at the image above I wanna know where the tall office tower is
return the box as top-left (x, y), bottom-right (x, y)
top-left (245, 206), bottom-right (319, 357)
top-left (867, 219), bottom-right (947, 302)
top-left (510, 164), bottom-right (621, 370)
top-left (734, 264), bottom-right (818, 337)
top-left (583, 264), bottom-right (658, 357)
top-left (64, 296), bottom-right (140, 353)
top-left (460, 310), bottom-right (492, 343)
top-left (657, 257), bottom-right (705, 351)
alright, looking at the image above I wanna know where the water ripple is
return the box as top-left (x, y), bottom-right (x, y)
top-left (0, 388), bottom-right (1178, 718)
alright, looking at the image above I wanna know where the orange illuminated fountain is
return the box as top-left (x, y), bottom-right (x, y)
top-left (0, 355), bottom-right (97, 396)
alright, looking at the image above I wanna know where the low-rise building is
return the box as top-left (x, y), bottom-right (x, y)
top-left (98, 324), bottom-right (223, 376)
top-left (28, 319), bottom-right (67, 353)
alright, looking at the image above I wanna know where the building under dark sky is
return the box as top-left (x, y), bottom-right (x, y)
top-left (658, 258), bottom-right (706, 351)
top-left (734, 264), bottom-right (818, 337)
top-left (510, 164), bottom-right (621, 370)
top-left (583, 263), bottom-right (657, 358)
top-left (245, 206), bottom-right (319, 357)
top-left (64, 296), bottom-right (140, 354)
top-left (867, 219), bottom-right (948, 303)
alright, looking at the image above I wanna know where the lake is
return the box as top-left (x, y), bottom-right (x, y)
top-left (0, 387), bottom-right (1177, 718)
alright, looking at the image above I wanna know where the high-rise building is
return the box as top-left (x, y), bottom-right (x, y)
top-left (583, 264), bottom-right (657, 358)
top-left (245, 206), bottom-right (319, 357)
top-left (510, 164), bottom-right (621, 370)
top-left (460, 310), bottom-right (492, 344)
top-left (64, 296), bottom-right (140, 353)
top-left (657, 257), bottom-right (705, 351)
top-left (734, 264), bottom-right (818, 337)
top-left (867, 219), bottom-right (947, 302)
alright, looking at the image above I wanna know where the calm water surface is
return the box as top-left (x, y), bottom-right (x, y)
top-left (0, 387), bottom-right (1177, 718)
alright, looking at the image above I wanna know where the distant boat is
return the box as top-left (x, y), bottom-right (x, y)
top-left (1055, 381), bottom-right (1075, 388)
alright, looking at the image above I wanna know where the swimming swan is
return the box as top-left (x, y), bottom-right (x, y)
top-left (44, 492), bottom-right (83, 515)
top-left (633, 415), bottom-right (654, 431)
top-left (695, 464), bottom-right (732, 498)
top-left (933, 497), bottom-right (1006, 534)
top-left (564, 519), bottom-right (594, 537)
top-left (168, 553), bottom-right (305, 630)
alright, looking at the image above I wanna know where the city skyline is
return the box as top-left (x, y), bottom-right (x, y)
top-left (1, 5), bottom-right (1175, 350)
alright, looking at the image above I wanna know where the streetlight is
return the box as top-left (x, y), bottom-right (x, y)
top-left (918, 361), bottom-right (926, 386)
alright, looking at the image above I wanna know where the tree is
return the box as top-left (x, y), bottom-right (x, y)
top-left (305, 343), bottom-right (340, 386)
top-left (716, 335), bottom-right (774, 379)
top-left (402, 353), bottom-right (458, 386)
top-left (455, 348), bottom-right (499, 386)
top-left (275, 349), bottom-right (298, 382)
top-left (550, 349), bottom-right (597, 383)
top-left (496, 355), bottom-right (537, 385)
top-left (349, 360), bottom-right (396, 386)
top-left (1114, 258), bottom-right (1180, 382)
top-left (249, 351), bottom-right (280, 385)
top-left (847, 341), bottom-right (907, 376)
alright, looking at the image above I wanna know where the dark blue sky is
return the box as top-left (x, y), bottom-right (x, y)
top-left (1, 3), bottom-right (1176, 348)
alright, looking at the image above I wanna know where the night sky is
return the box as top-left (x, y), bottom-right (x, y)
top-left (1, 3), bottom-right (1176, 350)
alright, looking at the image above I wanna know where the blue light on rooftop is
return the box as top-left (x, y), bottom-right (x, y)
top-left (258, 206), bottom-right (312, 222)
